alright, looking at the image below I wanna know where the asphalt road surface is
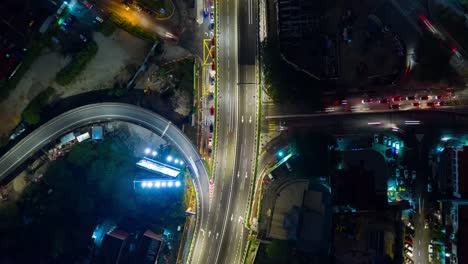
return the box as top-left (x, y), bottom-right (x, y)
top-left (0, 103), bottom-right (210, 248)
top-left (189, 0), bottom-right (259, 260)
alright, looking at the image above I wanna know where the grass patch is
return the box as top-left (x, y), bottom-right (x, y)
top-left (100, 19), bottom-right (117, 37)
top-left (22, 87), bottom-right (55, 125)
top-left (109, 13), bottom-right (158, 42)
top-left (55, 41), bottom-right (98, 86)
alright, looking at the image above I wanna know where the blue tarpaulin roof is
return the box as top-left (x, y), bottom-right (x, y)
top-left (92, 126), bottom-right (103, 140)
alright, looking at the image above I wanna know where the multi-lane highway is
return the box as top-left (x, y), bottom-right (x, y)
top-left (189, 0), bottom-right (259, 260)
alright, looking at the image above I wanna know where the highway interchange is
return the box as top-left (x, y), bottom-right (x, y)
top-left (1, 0), bottom-right (468, 263)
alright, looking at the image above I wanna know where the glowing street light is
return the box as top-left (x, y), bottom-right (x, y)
top-left (147, 181), bottom-right (153, 188)
top-left (175, 181), bottom-right (181, 187)
top-left (277, 150), bottom-right (284, 158)
top-left (141, 181), bottom-right (147, 188)
top-left (145, 148), bottom-right (151, 155)
top-left (152, 151), bottom-right (157, 157)
top-left (155, 181), bottom-right (161, 188)
top-left (174, 159), bottom-right (179, 164)
top-left (168, 181), bottom-right (174, 187)
top-left (167, 155), bottom-right (173, 162)
top-left (161, 181), bottom-right (167, 187)
top-left (180, 161), bottom-right (184, 165)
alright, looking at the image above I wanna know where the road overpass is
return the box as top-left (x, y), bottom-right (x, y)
top-left (0, 103), bottom-right (210, 263)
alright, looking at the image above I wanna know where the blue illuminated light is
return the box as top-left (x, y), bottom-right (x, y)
top-left (175, 181), bottom-right (181, 187)
top-left (155, 181), bottom-right (161, 188)
top-left (147, 181), bottom-right (153, 188)
top-left (167, 155), bottom-right (173, 162)
top-left (168, 181), bottom-right (174, 187)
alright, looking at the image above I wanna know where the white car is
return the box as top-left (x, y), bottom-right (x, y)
top-left (405, 251), bottom-right (413, 258)
top-left (411, 170), bottom-right (416, 180)
top-left (428, 244), bottom-right (433, 253)
top-left (404, 243), bottom-right (413, 251)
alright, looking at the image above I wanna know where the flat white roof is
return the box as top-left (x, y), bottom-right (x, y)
top-left (136, 158), bottom-right (180, 177)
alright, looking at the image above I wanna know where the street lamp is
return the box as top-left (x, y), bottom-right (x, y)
top-left (167, 155), bottom-right (173, 162)
top-left (145, 148), bottom-right (151, 155)
top-left (277, 150), bottom-right (284, 158)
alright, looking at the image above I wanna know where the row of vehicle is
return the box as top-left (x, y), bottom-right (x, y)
top-left (362, 95), bottom-right (448, 104)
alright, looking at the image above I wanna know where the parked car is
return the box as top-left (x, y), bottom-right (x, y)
top-left (407, 95), bottom-right (416, 100)
top-left (380, 99), bottom-right (389, 104)
top-left (420, 95), bottom-right (429, 100)
top-left (427, 101), bottom-right (436, 107)
top-left (209, 123), bottom-right (213, 133)
top-left (390, 104), bottom-right (400, 109)
top-left (404, 169), bottom-right (409, 179)
top-left (392, 96), bottom-right (402, 102)
top-left (412, 102), bottom-right (420, 107)
top-left (362, 98), bottom-right (374, 104)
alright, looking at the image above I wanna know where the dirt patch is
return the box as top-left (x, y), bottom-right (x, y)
top-left (53, 30), bottom-right (149, 98)
top-left (0, 29), bottom-right (148, 138)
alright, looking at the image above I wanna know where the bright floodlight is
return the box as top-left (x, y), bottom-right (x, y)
top-left (174, 159), bottom-right (179, 164)
top-left (161, 181), bottom-right (167, 187)
top-left (145, 148), bottom-right (151, 154)
top-left (277, 151), bottom-right (284, 157)
top-left (167, 155), bottom-right (173, 162)
top-left (180, 161), bottom-right (184, 165)
top-left (141, 181), bottom-right (147, 188)
top-left (168, 181), bottom-right (174, 187)
top-left (155, 181), bottom-right (161, 188)
top-left (152, 151), bottom-right (157, 156)
top-left (175, 181), bottom-right (181, 187)
top-left (147, 181), bottom-right (153, 188)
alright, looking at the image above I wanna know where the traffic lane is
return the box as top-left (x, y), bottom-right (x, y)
top-left (266, 108), bottom-right (468, 132)
top-left (238, 0), bottom-right (257, 65)
top-left (219, 66), bottom-right (257, 264)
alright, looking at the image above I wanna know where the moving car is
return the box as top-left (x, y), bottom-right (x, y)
top-left (390, 104), bottom-right (400, 109)
top-left (407, 95), bottom-right (416, 100)
top-left (210, 106), bottom-right (215, 115)
top-left (412, 102), bottom-right (420, 107)
top-left (361, 98), bottom-right (374, 104)
top-left (208, 137), bottom-right (213, 147)
top-left (420, 95), bottom-right (429, 100)
top-left (392, 96), bottom-right (402, 102)
top-left (427, 102), bottom-right (436, 107)
top-left (380, 99), bottom-right (389, 104)
top-left (209, 123), bottom-right (213, 133)
top-left (436, 101), bottom-right (446, 106)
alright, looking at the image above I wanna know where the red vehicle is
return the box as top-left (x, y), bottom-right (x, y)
top-left (412, 102), bottom-right (420, 107)
top-left (420, 95), bottom-right (429, 100)
top-left (380, 99), bottom-right (389, 104)
top-left (390, 104), bottom-right (400, 109)
top-left (427, 102), bottom-right (436, 107)
top-left (210, 106), bottom-right (215, 115)
top-left (361, 98), bottom-right (374, 104)
top-left (436, 101), bottom-right (446, 106)
top-left (392, 96), bottom-right (402, 102)
top-left (407, 96), bottom-right (416, 100)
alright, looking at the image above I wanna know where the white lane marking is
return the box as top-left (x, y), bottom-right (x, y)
top-left (418, 251), bottom-right (421, 257)
top-left (241, 115), bottom-right (244, 123)
top-left (208, 230), bottom-right (211, 237)
top-left (237, 171), bottom-right (240, 178)
top-left (231, 214), bottom-right (234, 221)
top-left (249, 115), bottom-right (252, 123)
top-left (216, 232), bottom-right (219, 240)
top-left (245, 172), bottom-right (248, 178)
top-left (419, 240), bottom-right (421, 245)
